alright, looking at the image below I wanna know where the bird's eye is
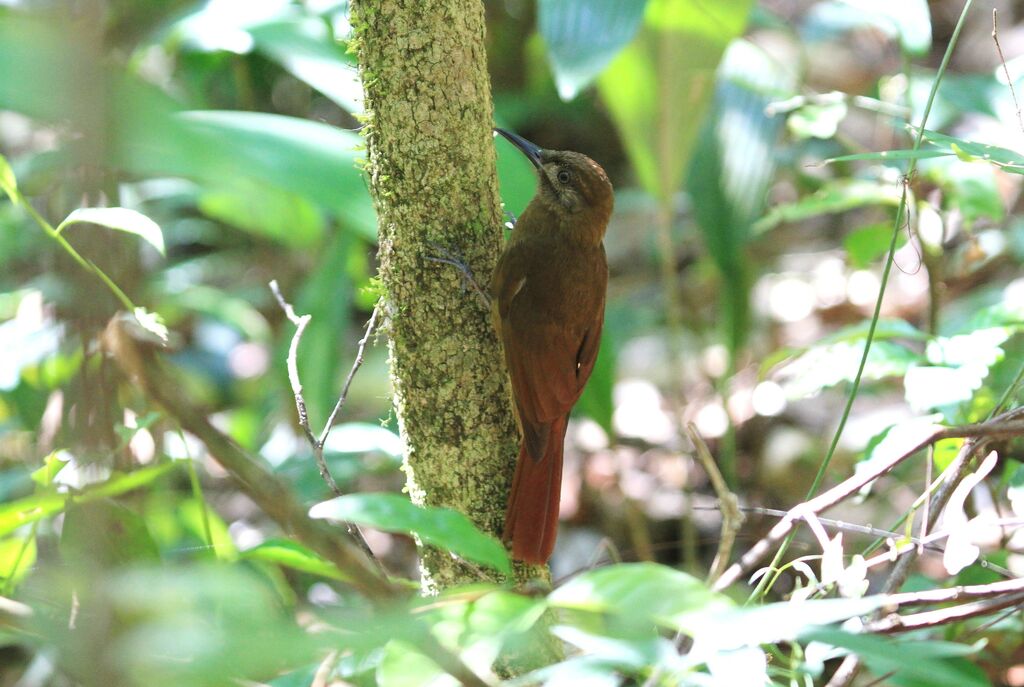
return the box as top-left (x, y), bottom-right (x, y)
top-left (556, 169), bottom-right (571, 184)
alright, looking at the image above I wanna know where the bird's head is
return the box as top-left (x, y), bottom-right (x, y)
top-left (495, 129), bottom-right (613, 237)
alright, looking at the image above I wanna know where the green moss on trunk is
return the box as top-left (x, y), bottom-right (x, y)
top-left (349, 0), bottom-right (527, 591)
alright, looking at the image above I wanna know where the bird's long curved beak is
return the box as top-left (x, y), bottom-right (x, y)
top-left (494, 128), bottom-right (543, 169)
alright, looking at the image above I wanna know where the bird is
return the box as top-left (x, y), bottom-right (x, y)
top-left (491, 128), bottom-right (613, 565)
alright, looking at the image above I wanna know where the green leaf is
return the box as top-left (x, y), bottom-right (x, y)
top-left (695, 597), bottom-right (887, 652)
top-left (824, 149), bottom-right (952, 165)
top-left (754, 179), bottom-right (903, 233)
top-left (804, 629), bottom-right (987, 687)
top-left (116, 111), bottom-right (377, 240)
top-left (0, 536), bottom-right (36, 590)
top-left (917, 128), bottom-right (1024, 174)
top-left (844, 223), bottom-right (905, 268)
top-left (56, 207), bottom-right (165, 255)
top-left (377, 640), bottom-right (452, 687)
top-left (30, 451), bottom-right (68, 487)
top-left (788, 101), bottom-right (848, 139)
top-left (241, 538), bottom-right (347, 581)
top-left (548, 562), bottom-right (732, 632)
top-left (776, 340), bottom-right (922, 398)
top-left (60, 500), bottom-right (161, 568)
top-left (0, 152), bottom-right (16, 201)
top-left (197, 184), bottom-right (326, 246)
top-left (249, 18), bottom-right (362, 113)
top-left (598, 0), bottom-right (755, 200)
top-left (538, 0), bottom-right (647, 100)
top-left (804, 0), bottom-right (931, 56)
top-left (309, 493), bottom-right (511, 575)
top-left (687, 39), bottom-right (792, 352)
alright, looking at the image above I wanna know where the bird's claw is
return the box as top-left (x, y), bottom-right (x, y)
top-left (426, 243), bottom-right (491, 309)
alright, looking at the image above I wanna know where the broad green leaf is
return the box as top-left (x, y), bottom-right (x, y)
top-left (0, 153), bottom-right (16, 200)
top-left (754, 179), bottom-right (903, 233)
top-left (538, 0), bottom-right (648, 100)
top-left (774, 340), bottom-right (923, 398)
top-left (30, 451), bottom-right (68, 487)
top-left (115, 111), bottom-right (377, 240)
top-left (598, 0), bottom-right (755, 200)
top-left (548, 562), bottom-right (732, 632)
top-left (803, 0), bottom-right (931, 56)
top-left (241, 538), bottom-right (346, 581)
top-left (825, 149), bottom-right (952, 165)
top-left (692, 596), bottom-right (887, 653)
top-left (687, 39), bottom-right (792, 352)
top-left (56, 207), bottom-right (165, 255)
top-left (98, 565), bottom-right (318, 687)
top-left (197, 184), bottom-right (326, 246)
top-left (0, 536), bottom-right (36, 590)
top-left (844, 223), bottom-right (906, 268)
top-left (249, 18), bottom-right (363, 113)
top-left (788, 101), bottom-right (848, 139)
top-left (309, 493), bottom-right (511, 575)
top-left (923, 157), bottom-right (1005, 225)
top-left (179, 498), bottom-right (236, 560)
top-left (918, 128), bottom-right (1024, 174)
top-left (60, 500), bottom-right (160, 568)
top-left (804, 629), bottom-right (987, 687)
top-left (161, 286), bottom-right (272, 343)
top-left (377, 640), bottom-right (451, 687)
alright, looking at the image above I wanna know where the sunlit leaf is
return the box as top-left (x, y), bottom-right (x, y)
top-left (917, 128), bottom-right (1024, 174)
top-left (548, 562), bottom-right (731, 632)
top-left (249, 18), bottom-right (363, 113)
top-left (377, 639), bottom-right (451, 687)
top-left (805, 629), bottom-right (986, 687)
top-left (777, 340), bottom-right (921, 398)
top-left (754, 179), bottom-right (903, 233)
top-left (241, 538), bottom-right (346, 581)
top-left (56, 207), bottom-right (165, 255)
top-left (0, 536), bottom-right (36, 590)
top-left (30, 451), bottom-right (68, 487)
top-left (598, 0), bottom-right (755, 201)
top-left (197, 183), bottom-right (326, 246)
top-left (309, 492), bottom-right (511, 574)
top-left (824, 149), bottom-right (952, 165)
top-left (538, 0), bottom-right (647, 100)
top-left (803, 0), bottom-right (931, 56)
top-left (844, 223), bottom-right (905, 268)
top-left (788, 101), bottom-right (848, 139)
top-left (0, 152), bottom-right (16, 201)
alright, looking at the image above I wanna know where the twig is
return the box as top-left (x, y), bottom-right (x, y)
top-left (686, 423), bottom-right (743, 585)
top-left (320, 306), bottom-right (380, 449)
top-left (865, 592), bottom-right (1024, 634)
top-left (714, 409), bottom-right (1024, 592)
top-left (268, 280), bottom-right (381, 569)
top-left (882, 575), bottom-right (1024, 609)
top-left (992, 9), bottom-right (1024, 134)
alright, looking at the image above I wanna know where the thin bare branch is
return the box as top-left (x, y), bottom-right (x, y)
top-left (992, 9), bottom-right (1024, 134)
top-left (686, 423), bottom-right (743, 585)
top-left (714, 409), bottom-right (1024, 592)
top-left (268, 281), bottom-right (381, 569)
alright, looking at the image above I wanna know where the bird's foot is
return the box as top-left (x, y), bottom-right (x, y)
top-left (426, 244), bottom-right (491, 309)
top-left (503, 210), bottom-right (517, 229)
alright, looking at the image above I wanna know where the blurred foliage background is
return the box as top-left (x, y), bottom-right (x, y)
top-left (2, 0), bottom-right (1024, 685)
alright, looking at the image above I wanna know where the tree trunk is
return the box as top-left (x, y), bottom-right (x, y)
top-left (349, 0), bottom-right (531, 591)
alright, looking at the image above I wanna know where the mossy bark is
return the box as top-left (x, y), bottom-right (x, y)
top-left (349, 0), bottom-right (532, 591)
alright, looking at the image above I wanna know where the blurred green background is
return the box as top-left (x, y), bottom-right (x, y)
top-left (2, 0), bottom-right (1024, 685)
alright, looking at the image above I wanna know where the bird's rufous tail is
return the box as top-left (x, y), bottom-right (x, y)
top-left (502, 414), bottom-right (568, 564)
